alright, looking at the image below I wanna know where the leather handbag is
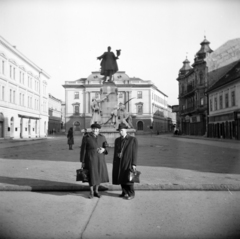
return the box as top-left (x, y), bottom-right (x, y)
top-left (128, 169), bottom-right (141, 183)
top-left (76, 168), bottom-right (89, 182)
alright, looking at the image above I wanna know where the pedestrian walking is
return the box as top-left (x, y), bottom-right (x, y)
top-left (80, 122), bottom-right (109, 199)
top-left (67, 127), bottom-right (74, 150)
top-left (112, 124), bottom-right (138, 200)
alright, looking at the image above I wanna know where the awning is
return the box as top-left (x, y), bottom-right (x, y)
top-left (18, 114), bottom-right (41, 120)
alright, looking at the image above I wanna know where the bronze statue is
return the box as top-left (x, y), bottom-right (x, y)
top-left (97, 46), bottom-right (121, 82)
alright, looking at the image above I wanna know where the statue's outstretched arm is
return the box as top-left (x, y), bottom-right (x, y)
top-left (97, 52), bottom-right (105, 60)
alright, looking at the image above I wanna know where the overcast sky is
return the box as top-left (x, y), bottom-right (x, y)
top-left (1, 0), bottom-right (240, 105)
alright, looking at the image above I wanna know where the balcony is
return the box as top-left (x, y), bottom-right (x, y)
top-left (180, 106), bottom-right (195, 114)
top-left (180, 85), bottom-right (195, 98)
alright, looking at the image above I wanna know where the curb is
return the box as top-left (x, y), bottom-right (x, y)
top-left (1, 184), bottom-right (240, 191)
top-left (0, 138), bottom-right (47, 144)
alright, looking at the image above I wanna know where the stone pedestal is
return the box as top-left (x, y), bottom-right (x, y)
top-left (100, 81), bottom-right (118, 126)
top-left (83, 81), bottom-right (136, 147)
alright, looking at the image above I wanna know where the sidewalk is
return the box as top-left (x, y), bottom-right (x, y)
top-left (0, 135), bottom-right (240, 191)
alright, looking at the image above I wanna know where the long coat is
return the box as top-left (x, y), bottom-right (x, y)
top-left (98, 51), bottom-right (118, 76)
top-left (112, 135), bottom-right (138, 185)
top-left (80, 133), bottom-right (109, 186)
top-left (67, 130), bottom-right (74, 145)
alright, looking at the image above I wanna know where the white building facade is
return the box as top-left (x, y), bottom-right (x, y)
top-left (0, 36), bottom-right (50, 139)
top-left (63, 71), bottom-right (171, 134)
top-left (48, 94), bottom-right (62, 134)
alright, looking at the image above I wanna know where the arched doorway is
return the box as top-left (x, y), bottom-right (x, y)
top-left (73, 121), bottom-right (81, 132)
top-left (10, 117), bottom-right (14, 138)
top-left (0, 113), bottom-right (4, 138)
top-left (137, 121), bottom-right (143, 131)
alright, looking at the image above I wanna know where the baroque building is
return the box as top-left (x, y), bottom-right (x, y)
top-left (176, 37), bottom-right (240, 139)
top-left (177, 37), bottom-right (213, 136)
top-left (62, 71), bottom-right (172, 134)
top-left (0, 36), bottom-right (50, 139)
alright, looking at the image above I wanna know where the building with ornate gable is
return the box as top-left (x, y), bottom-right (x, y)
top-left (175, 37), bottom-right (240, 139)
top-left (176, 37), bottom-right (213, 136)
top-left (0, 36), bottom-right (50, 139)
top-left (62, 71), bottom-right (175, 134)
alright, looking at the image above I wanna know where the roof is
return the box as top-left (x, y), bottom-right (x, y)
top-left (207, 60), bottom-right (240, 92)
top-left (196, 37), bottom-right (213, 56)
top-left (180, 58), bottom-right (192, 72)
top-left (207, 60), bottom-right (239, 89)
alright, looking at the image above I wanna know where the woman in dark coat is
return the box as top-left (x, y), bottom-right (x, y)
top-left (112, 124), bottom-right (138, 200)
top-left (80, 123), bottom-right (109, 199)
top-left (67, 127), bottom-right (74, 150)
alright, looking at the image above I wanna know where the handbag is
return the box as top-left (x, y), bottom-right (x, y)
top-left (76, 168), bottom-right (89, 182)
top-left (128, 169), bottom-right (141, 183)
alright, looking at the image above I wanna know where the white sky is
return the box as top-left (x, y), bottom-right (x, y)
top-left (0, 0), bottom-right (240, 105)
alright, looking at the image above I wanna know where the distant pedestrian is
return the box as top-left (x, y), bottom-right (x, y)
top-left (67, 127), bottom-right (74, 150)
top-left (112, 124), bottom-right (138, 200)
top-left (80, 122), bottom-right (109, 199)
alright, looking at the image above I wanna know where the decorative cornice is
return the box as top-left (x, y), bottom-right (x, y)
top-left (0, 35), bottom-right (50, 79)
top-left (0, 52), bottom-right (7, 59)
top-left (9, 58), bottom-right (18, 66)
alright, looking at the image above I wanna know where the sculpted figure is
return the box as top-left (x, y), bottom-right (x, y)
top-left (110, 103), bottom-right (133, 129)
top-left (97, 46), bottom-right (121, 82)
top-left (91, 94), bottom-right (110, 125)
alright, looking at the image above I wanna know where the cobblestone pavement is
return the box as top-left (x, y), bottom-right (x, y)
top-left (0, 134), bottom-right (239, 190)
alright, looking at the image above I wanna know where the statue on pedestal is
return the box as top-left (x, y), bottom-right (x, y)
top-left (97, 46), bottom-right (121, 83)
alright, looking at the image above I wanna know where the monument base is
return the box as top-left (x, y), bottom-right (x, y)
top-left (82, 127), bottom-right (136, 147)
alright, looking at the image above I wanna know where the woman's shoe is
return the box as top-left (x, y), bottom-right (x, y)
top-left (89, 193), bottom-right (94, 199)
top-left (119, 193), bottom-right (127, 198)
top-left (94, 192), bottom-right (101, 198)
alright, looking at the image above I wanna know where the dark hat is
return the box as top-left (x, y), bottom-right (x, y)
top-left (116, 123), bottom-right (128, 131)
top-left (91, 122), bottom-right (101, 129)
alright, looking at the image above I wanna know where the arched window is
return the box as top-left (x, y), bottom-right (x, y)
top-left (137, 121), bottom-right (143, 131)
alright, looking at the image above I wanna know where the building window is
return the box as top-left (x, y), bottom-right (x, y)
top-left (225, 93), bottom-right (229, 108)
top-left (10, 65), bottom-right (12, 78)
top-left (210, 99), bottom-right (212, 111)
top-left (137, 91), bottom-right (142, 99)
top-left (2, 60), bottom-right (4, 74)
top-left (22, 73), bottom-right (25, 84)
top-left (219, 95), bottom-right (223, 109)
top-left (74, 92), bottom-right (79, 99)
top-left (22, 94), bottom-right (24, 106)
top-left (13, 67), bottom-right (15, 80)
top-left (119, 92), bottom-right (123, 98)
top-left (74, 105), bottom-right (79, 113)
top-left (1, 86), bottom-right (4, 100)
top-left (199, 71), bottom-right (204, 85)
top-left (200, 97), bottom-right (204, 106)
top-left (231, 91), bottom-right (235, 106)
top-left (95, 92), bottom-right (99, 99)
top-left (9, 89), bottom-right (12, 103)
top-left (13, 91), bottom-right (15, 104)
top-left (137, 105), bottom-right (143, 114)
top-left (214, 97), bottom-right (217, 110)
